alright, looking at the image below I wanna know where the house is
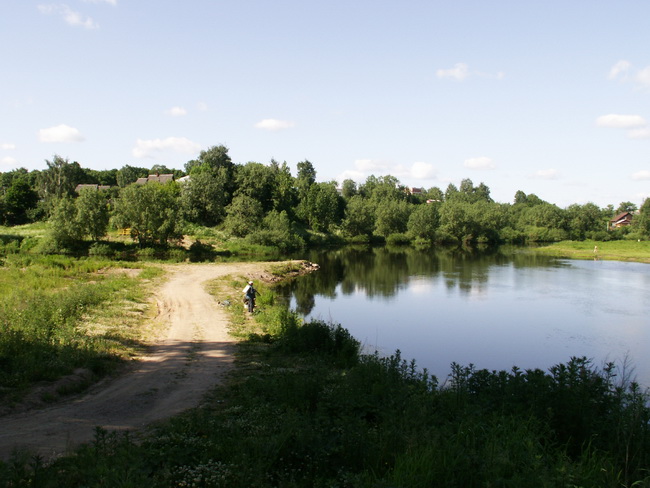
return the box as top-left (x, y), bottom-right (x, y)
top-left (610, 212), bottom-right (634, 229)
top-left (135, 173), bottom-right (175, 185)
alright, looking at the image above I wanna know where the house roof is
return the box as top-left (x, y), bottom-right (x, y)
top-left (135, 174), bottom-right (175, 185)
top-left (610, 211), bottom-right (633, 223)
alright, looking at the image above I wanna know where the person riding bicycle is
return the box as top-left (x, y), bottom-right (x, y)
top-left (242, 280), bottom-right (259, 312)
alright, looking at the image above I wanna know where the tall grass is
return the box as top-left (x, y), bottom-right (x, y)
top-left (0, 255), bottom-right (156, 401)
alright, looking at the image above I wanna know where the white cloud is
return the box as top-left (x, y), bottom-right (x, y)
top-left (1, 143), bottom-right (16, 150)
top-left (167, 106), bottom-right (187, 117)
top-left (354, 159), bottom-right (389, 172)
top-left (38, 124), bottom-right (85, 143)
top-left (196, 102), bottom-right (208, 111)
top-left (632, 170), bottom-right (650, 181)
top-left (337, 169), bottom-right (366, 183)
top-left (608, 60), bottom-right (631, 80)
top-left (596, 114), bottom-right (647, 128)
top-left (254, 119), bottom-right (295, 131)
top-left (628, 127), bottom-right (650, 139)
top-left (464, 157), bottom-right (495, 170)
top-left (341, 159), bottom-right (436, 183)
top-left (132, 137), bottom-right (201, 159)
top-left (636, 66), bottom-right (650, 87)
top-left (533, 169), bottom-right (559, 180)
top-left (38, 4), bottom-right (99, 29)
top-left (1, 157), bottom-right (17, 166)
top-left (436, 63), bottom-right (469, 81)
top-left (409, 161), bottom-right (437, 179)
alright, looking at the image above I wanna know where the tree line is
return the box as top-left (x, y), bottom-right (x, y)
top-left (1, 145), bottom-right (649, 251)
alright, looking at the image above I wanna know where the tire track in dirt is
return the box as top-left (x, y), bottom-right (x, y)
top-left (0, 262), bottom-right (268, 460)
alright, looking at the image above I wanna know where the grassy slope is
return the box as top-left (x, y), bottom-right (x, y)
top-left (533, 239), bottom-right (650, 263)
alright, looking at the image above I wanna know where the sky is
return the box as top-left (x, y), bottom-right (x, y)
top-left (1, 0), bottom-right (649, 208)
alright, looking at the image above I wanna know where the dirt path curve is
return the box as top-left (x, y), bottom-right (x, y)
top-left (0, 262), bottom-right (269, 460)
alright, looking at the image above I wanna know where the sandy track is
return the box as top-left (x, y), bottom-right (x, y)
top-left (0, 262), bottom-right (268, 460)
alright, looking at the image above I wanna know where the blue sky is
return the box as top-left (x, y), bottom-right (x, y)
top-left (1, 1), bottom-right (649, 208)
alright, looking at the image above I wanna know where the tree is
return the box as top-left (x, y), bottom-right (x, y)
top-left (113, 182), bottom-right (181, 246)
top-left (444, 183), bottom-right (459, 201)
top-left (3, 178), bottom-right (38, 225)
top-left (565, 203), bottom-right (604, 239)
top-left (234, 162), bottom-right (276, 212)
top-left (341, 195), bottom-right (375, 237)
top-left (185, 145), bottom-right (234, 175)
top-left (297, 182), bottom-right (341, 232)
top-left (38, 155), bottom-right (90, 201)
top-left (426, 186), bottom-right (444, 203)
top-left (374, 199), bottom-right (411, 237)
top-left (407, 202), bottom-right (440, 240)
top-left (48, 197), bottom-right (83, 248)
top-left (295, 160), bottom-right (317, 199)
top-left (76, 188), bottom-right (110, 241)
top-left (632, 198), bottom-right (650, 237)
top-left (223, 195), bottom-right (264, 237)
top-left (616, 201), bottom-right (637, 214)
top-left (341, 179), bottom-right (357, 199)
top-left (270, 160), bottom-right (298, 216)
top-left (116, 165), bottom-right (149, 187)
top-left (439, 200), bottom-right (477, 243)
top-left (180, 170), bottom-right (228, 226)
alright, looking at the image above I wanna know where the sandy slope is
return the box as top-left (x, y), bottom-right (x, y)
top-left (0, 262), bottom-right (270, 460)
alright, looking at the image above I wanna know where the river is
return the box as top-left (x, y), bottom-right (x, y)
top-left (278, 246), bottom-right (650, 386)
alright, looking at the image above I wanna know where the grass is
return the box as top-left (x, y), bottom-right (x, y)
top-left (533, 239), bottom-right (650, 263)
top-left (0, 254), bottom-right (162, 405)
top-left (3, 268), bottom-right (649, 487)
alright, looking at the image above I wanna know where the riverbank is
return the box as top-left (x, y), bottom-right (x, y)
top-left (2, 264), bottom-right (649, 486)
top-left (532, 239), bottom-right (650, 263)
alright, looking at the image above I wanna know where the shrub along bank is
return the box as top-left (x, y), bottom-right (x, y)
top-left (2, 276), bottom-right (649, 487)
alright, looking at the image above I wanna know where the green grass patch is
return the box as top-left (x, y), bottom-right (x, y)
top-left (0, 256), bottom-right (161, 403)
top-left (533, 239), bottom-right (650, 263)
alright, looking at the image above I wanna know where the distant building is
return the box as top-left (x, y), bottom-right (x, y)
top-left (610, 211), bottom-right (634, 229)
top-left (135, 174), bottom-right (175, 185)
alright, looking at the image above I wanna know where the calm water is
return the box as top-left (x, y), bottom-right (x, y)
top-left (278, 247), bottom-right (650, 385)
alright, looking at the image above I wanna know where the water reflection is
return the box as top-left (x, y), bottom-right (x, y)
top-left (279, 246), bottom-right (650, 386)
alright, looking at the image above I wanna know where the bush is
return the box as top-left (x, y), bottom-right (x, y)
top-left (386, 233), bottom-right (411, 245)
top-left (88, 242), bottom-right (115, 257)
top-left (347, 234), bottom-right (370, 244)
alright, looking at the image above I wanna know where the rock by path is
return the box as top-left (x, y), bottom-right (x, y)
top-left (0, 262), bottom-right (271, 460)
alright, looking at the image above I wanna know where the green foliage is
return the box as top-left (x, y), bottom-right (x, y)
top-left (386, 232), bottom-right (411, 245)
top-left (341, 195), bottom-right (375, 237)
top-left (374, 199), bottom-right (411, 237)
top-left (633, 198), bottom-right (650, 238)
top-left (246, 210), bottom-right (305, 253)
top-left (116, 165), bottom-right (149, 187)
top-left (75, 188), bottom-right (110, 241)
top-left (113, 182), bottom-right (182, 246)
top-left (0, 257), bottom-right (146, 397)
top-left (48, 197), bottom-right (83, 249)
top-left (297, 182), bottom-right (342, 232)
top-left (407, 202), bottom-right (440, 240)
top-left (180, 168), bottom-right (228, 226)
top-left (2, 178), bottom-right (38, 225)
top-left (223, 195), bottom-right (264, 237)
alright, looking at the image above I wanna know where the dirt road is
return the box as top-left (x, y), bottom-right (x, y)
top-left (0, 262), bottom-right (270, 460)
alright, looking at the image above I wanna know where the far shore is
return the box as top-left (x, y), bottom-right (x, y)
top-left (532, 240), bottom-right (650, 264)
